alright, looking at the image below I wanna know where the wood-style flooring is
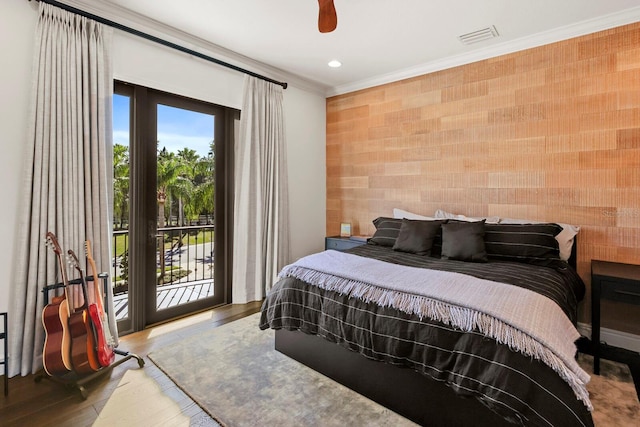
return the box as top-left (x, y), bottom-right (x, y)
top-left (0, 301), bottom-right (262, 427)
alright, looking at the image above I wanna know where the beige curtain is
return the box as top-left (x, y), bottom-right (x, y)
top-left (232, 76), bottom-right (290, 303)
top-left (8, 3), bottom-right (115, 376)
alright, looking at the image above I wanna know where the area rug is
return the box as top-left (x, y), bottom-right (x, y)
top-left (148, 313), bottom-right (640, 427)
top-left (577, 353), bottom-right (640, 426)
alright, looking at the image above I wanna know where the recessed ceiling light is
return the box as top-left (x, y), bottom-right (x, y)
top-left (328, 60), bottom-right (342, 68)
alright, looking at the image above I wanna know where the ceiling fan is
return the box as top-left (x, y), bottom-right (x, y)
top-left (318, 0), bottom-right (337, 33)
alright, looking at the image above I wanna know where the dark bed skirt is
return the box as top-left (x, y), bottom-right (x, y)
top-left (275, 328), bottom-right (514, 427)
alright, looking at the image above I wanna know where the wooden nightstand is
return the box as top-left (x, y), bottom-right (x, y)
top-left (325, 236), bottom-right (366, 252)
top-left (591, 260), bottom-right (640, 375)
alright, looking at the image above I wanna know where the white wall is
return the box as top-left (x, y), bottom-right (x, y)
top-left (280, 84), bottom-right (327, 260)
top-left (0, 1), bottom-right (38, 314)
top-left (0, 1), bottom-right (326, 317)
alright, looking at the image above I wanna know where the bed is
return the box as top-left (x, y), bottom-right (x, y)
top-left (260, 217), bottom-right (593, 426)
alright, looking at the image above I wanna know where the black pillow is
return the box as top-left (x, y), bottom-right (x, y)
top-left (441, 220), bottom-right (488, 262)
top-left (368, 217), bottom-right (403, 247)
top-left (430, 225), bottom-right (445, 258)
top-left (484, 223), bottom-right (563, 266)
top-left (392, 219), bottom-right (446, 256)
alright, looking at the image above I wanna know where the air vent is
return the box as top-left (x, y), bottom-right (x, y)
top-left (458, 25), bottom-right (499, 45)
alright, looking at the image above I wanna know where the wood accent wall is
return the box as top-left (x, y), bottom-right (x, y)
top-left (326, 22), bottom-right (640, 330)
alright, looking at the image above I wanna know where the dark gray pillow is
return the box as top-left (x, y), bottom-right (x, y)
top-left (368, 217), bottom-right (403, 247)
top-left (441, 220), bottom-right (488, 262)
top-left (430, 225), bottom-right (445, 258)
top-left (392, 219), bottom-right (446, 256)
top-left (484, 223), bottom-right (562, 266)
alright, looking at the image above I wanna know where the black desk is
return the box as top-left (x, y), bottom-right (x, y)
top-left (591, 260), bottom-right (640, 374)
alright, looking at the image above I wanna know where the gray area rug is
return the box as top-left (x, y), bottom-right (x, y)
top-left (577, 353), bottom-right (640, 426)
top-left (148, 313), bottom-right (640, 427)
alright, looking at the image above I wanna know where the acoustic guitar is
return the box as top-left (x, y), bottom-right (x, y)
top-left (66, 249), bottom-right (101, 374)
top-left (85, 240), bottom-right (115, 367)
top-left (42, 232), bottom-right (72, 376)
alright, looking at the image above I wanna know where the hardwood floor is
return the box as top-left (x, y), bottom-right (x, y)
top-left (0, 301), bottom-right (262, 427)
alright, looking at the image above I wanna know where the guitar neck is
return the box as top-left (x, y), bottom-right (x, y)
top-left (85, 240), bottom-right (105, 312)
top-left (46, 232), bottom-right (71, 318)
top-left (76, 279), bottom-right (90, 312)
top-left (68, 249), bottom-right (90, 313)
top-left (56, 257), bottom-right (69, 289)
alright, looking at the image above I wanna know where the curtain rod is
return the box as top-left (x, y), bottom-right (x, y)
top-left (31, 0), bottom-right (288, 89)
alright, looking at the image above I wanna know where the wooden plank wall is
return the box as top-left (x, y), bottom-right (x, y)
top-left (326, 22), bottom-right (640, 331)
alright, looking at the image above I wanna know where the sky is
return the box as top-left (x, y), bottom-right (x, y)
top-left (112, 94), bottom-right (215, 157)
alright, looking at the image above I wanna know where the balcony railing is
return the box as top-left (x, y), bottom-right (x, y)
top-left (111, 224), bottom-right (215, 318)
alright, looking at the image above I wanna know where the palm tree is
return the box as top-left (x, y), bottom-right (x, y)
top-left (157, 148), bottom-right (193, 225)
top-left (113, 144), bottom-right (129, 229)
top-left (156, 147), bottom-right (192, 283)
top-left (193, 142), bottom-right (215, 221)
top-left (176, 148), bottom-right (200, 225)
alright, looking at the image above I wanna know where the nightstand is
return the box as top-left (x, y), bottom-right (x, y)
top-left (325, 236), bottom-right (366, 252)
top-left (591, 260), bottom-right (640, 375)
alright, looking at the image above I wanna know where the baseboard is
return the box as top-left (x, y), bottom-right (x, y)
top-left (578, 322), bottom-right (640, 353)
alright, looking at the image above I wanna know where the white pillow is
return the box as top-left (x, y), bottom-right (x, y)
top-left (433, 209), bottom-right (500, 224)
top-left (499, 217), bottom-right (580, 262)
top-left (392, 208), bottom-right (437, 221)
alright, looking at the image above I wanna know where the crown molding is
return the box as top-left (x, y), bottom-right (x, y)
top-left (40, 1), bottom-right (640, 99)
top-left (52, 0), bottom-right (329, 95)
top-left (326, 5), bottom-right (640, 97)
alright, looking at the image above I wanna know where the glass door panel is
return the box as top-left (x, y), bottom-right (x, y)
top-left (155, 104), bottom-right (216, 314)
top-left (112, 91), bottom-right (132, 333)
top-left (145, 91), bottom-right (227, 325)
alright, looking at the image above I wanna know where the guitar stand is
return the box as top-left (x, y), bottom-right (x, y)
top-left (35, 348), bottom-right (144, 399)
top-left (38, 274), bottom-right (145, 400)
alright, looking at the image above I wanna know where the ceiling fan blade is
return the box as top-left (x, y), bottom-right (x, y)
top-left (318, 0), bottom-right (337, 33)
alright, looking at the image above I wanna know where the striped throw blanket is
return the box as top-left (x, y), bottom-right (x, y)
top-left (278, 250), bottom-right (592, 409)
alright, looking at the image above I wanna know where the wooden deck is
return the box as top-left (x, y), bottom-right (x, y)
top-left (113, 280), bottom-right (214, 320)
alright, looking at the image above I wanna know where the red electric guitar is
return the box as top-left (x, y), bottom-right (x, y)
top-left (85, 240), bottom-right (115, 367)
top-left (42, 232), bottom-right (72, 376)
top-left (66, 249), bottom-right (101, 374)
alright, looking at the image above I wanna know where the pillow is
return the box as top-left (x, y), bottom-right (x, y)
top-left (434, 209), bottom-right (500, 224)
top-left (392, 219), bottom-right (446, 256)
top-left (392, 208), bottom-right (437, 221)
top-left (430, 224), bottom-right (445, 258)
top-left (369, 217), bottom-right (403, 247)
top-left (484, 223), bottom-right (563, 266)
top-left (498, 217), bottom-right (579, 261)
top-left (441, 220), bottom-right (488, 262)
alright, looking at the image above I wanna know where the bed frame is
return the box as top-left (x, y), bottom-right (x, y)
top-left (274, 243), bottom-right (579, 425)
top-left (275, 329), bottom-right (512, 425)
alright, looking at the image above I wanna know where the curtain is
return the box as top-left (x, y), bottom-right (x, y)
top-left (8, 3), bottom-right (115, 376)
top-left (232, 76), bottom-right (290, 303)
